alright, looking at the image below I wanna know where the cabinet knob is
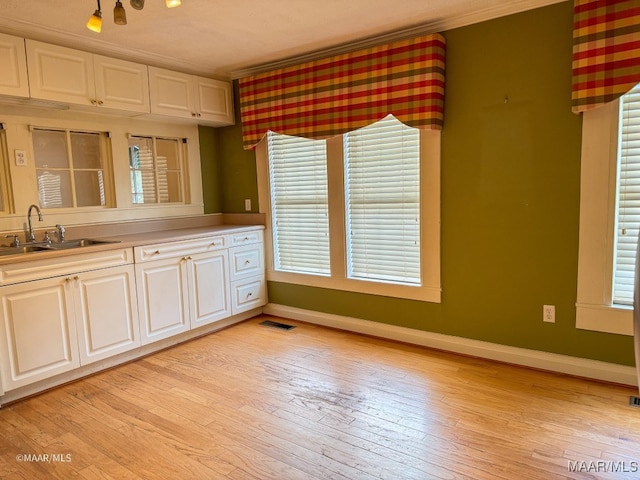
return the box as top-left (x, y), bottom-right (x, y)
top-left (191, 112), bottom-right (197, 117)
top-left (197, 113), bottom-right (202, 118)
top-left (247, 292), bottom-right (253, 298)
top-left (90, 99), bottom-right (97, 105)
top-left (97, 100), bottom-right (103, 106)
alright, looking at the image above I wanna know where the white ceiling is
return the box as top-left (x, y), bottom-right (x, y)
top-left (0, 0), bottom-right (565, 79)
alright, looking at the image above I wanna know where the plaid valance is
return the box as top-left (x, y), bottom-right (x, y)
top-left (572, 0), bottom-right (640, 114)
top-left (238, 33), bottom-right (446, 150)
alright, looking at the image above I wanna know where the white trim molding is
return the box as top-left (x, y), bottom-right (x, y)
top-left (264, 303), bottom-right (638, 387)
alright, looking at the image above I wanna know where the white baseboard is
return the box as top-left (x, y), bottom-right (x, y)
top-left (263, 303), bottom-right (639, 387)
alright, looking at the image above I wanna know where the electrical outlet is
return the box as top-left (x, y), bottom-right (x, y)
top-left (543, 304), bottom-right (555, 323)
top-left (14, 149), bottom-right (26, 166)
top-left (244, 199), bottom-right (252, 211)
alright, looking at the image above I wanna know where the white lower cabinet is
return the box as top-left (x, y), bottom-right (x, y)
top-left (0, 276), bottom-right (79, 391)
top-left (0, 263), bottom-right (140, 391)
top-left (74, 265), bottom-right (140, 365)
top-left (188, 250), bottom-right (231, 328)
top-left (134, 236), bottom-right (233, 345)
top-left (135, 255), bottom-right (191, 344)
top-left (0, 228), bottom-right (265, 396)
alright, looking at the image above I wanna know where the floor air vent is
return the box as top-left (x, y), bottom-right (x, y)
top-left (630, 396), bottom-right (640, 408)
top-left (260, 320), bottom-right (296, 330)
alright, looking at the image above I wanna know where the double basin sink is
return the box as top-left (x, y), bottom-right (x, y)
top-left (0, 239), bottom-right (120, 257)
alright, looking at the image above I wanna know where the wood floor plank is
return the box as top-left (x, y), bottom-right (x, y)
top-left (2, 315), bottom-right (640, 479)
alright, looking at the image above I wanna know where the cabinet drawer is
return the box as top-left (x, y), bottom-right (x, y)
top-left (230, 229), bottom-right (263, 246)
top-left (229, 244), bottom-right (264, 281)
top-left (231, 276), bottom-right (265, 314)
top-left (134, 236), bottom-right (226, 263)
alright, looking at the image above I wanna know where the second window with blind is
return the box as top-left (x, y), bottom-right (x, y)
top-left (263, 114), bottom-right (441, 302)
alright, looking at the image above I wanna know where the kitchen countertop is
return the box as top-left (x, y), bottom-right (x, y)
top-left (0, 224), bottom-right (264, 266)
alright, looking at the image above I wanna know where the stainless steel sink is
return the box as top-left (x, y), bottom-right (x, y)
top-left (46, 239), bottom-right (121, 249)
top-left (0, 239), bottom-right (121, 256)
top-left (0, 245), bottom-right (52, 256)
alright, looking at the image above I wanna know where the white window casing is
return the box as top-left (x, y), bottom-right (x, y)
top-left (257, 116), bottom-right (441, 303)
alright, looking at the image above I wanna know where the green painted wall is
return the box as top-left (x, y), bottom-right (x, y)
top-left (199, 83), bottom-right (258, 214)
top-left (202, 1), bottom-right (636, 366)
top-left (197, 125), bottom-right (222, 214)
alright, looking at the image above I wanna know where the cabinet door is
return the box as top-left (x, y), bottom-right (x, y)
top-left (148, 66), bottom-right (194, 119)
top-left (187, 251), bottom-right (231, 328)
top-left (135, 257), bottom-right (190, 345)
top-left (74, 265), bottom-right (141, 365)
top-left (194, 76), bottom-right (234, 125)
top-left (26, 40), bottom-right (94, 106)
top-left (0, 277), bottom-right (79, 391)
top-left (93, 55), bottom-right (150, 113)
top-left (0, 33), bottom-right (29, 98)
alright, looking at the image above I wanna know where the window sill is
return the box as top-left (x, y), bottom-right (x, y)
top-left (267, 269), bottom-right (442, 303)
top-left (575, 302), bottom-right (633, 336)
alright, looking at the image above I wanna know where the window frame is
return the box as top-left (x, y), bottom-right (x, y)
top-left (30, 126), bottom-right (114, 211)
top-left (127, 134), bottom-right (189, 206)
top-left (0, 127), bottom-right (14, 215)
top-left (256, 126), bottom-right (441, 303)
top-left (576, 100), bottom-right (633, 336)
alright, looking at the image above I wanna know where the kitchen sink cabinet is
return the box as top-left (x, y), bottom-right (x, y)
top-left (74, 265), bottom-right (140, 365)
top-left (0, 275), bottom-right (79, 391)
top-left (0, 227), bottom-right (264, 399)
top-left (0, 249), bottom-right (140, 392)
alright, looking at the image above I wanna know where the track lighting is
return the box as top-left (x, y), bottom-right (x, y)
top-left (86, 0), bottom-right (103, 33)
top-left (87, 0), bottom-right (181, 32)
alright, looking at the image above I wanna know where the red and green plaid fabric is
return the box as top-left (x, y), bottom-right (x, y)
top-left (572, 0), bottom-right (640, 113)
top-left (239, 33), bottom-right (446, 150)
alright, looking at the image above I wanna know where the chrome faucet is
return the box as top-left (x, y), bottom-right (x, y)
top-left (27, 204), bottom-right (43, 243)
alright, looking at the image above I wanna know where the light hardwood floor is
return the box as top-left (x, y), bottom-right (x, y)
top-left (1, 315), bottom-right (639, 479)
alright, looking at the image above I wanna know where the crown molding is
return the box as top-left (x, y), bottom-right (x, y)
top-left (230, 0), bottom-right (566, 79)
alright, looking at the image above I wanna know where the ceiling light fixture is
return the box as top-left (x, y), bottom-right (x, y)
top-left (86, 0), bottom-right (103, 33)
top-left (87, 0), bottom-right (181, 32)
top-left (113, 1), bottom-right (127, 25)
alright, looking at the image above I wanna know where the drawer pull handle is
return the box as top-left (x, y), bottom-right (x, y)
top-left (152, 250), bottom-right (161, 255)
top-left (245, 260), bottom-right (251, 265)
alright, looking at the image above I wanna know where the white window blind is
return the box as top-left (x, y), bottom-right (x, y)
top-left (344, 115), bottom-right (421, 285)
top-left (613, 83), bottom-right (640, 306)
top-left (267, 131), bottom-right (330, 275)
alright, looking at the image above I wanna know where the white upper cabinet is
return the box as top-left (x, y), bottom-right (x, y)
top-left (92, 55), bottom-right (150, 113)
top-left (26, 40), bottom-right (150, 113)
top-left (0, 33), bottom-right (29, 98)
top-left (149, 66), bottom-right (234, 126)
